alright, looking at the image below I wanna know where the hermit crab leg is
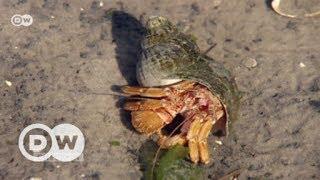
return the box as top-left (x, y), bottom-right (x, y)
top-left (186, 117), bottom-right (203, 163)
top-left (157, 132), bottom-right (187, 148)
top-left (121, 81), bottom-right (196, 97)
top-left (124, 99), bottom-right (163, 111)
top-left (198, 117), bottom-right (214, 164)
top-left (121, 86), bottom-right (167, 97)
top-left (170, 81), bottom-right (196, 90)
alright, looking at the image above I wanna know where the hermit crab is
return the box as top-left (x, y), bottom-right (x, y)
top-left (121, 16), bottom-right (241, 164)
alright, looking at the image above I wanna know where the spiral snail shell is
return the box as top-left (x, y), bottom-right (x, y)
top-left (137, 16), bottom-right (241, 131)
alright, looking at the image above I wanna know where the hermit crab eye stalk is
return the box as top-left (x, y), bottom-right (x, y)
top-left (146, 16), bottom-right (176, 35)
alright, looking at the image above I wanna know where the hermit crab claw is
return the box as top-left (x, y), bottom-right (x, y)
top-left (121, 86), bottom-right (172, 135)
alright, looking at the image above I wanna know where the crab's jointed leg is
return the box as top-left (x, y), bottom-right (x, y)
top-left (157, 132), bottom-right (187, 148)
top-left (121, 86), bottom-right (167, 97)
top-left (198, 117), bottom-right (214, 164)
top-left (170, 81), bottom-right (196, 91)
top-left (124, 99), bottom-right (163, 111)
top-left (121, 81), bottom-right (196, 98)
top-left (187, 117), bottom-right (203, 163)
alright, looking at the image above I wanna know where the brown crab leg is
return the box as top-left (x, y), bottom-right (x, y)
top-left (124, 99), bottom-right (163, 111)
top-left (198, 117), bottom-right (214, 164)
top-left (157, 132), bottom-right (187, 148)
top-left (121, 81), bottom-right (196, 98)
top-left (121, 86), bottom-right (167, 97)
top-left (187, 117), bottom-right (203, 163)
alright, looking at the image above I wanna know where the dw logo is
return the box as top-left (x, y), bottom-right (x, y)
top-left (18, 123), bottom-right (85, 162)
top-left (11, 14), bottom-right (33, 26)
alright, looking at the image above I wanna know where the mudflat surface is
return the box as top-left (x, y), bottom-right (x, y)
top-left (0, 0), bottom-right (319, 179)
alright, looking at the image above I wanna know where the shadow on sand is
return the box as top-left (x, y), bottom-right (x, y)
top-left (111, 11), bottom-right (146, 130)
top-left (111, 10), bottom-right (146, 85)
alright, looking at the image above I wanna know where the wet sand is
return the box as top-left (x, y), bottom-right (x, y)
top-left (0, 0), bottom-right (319, 179)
